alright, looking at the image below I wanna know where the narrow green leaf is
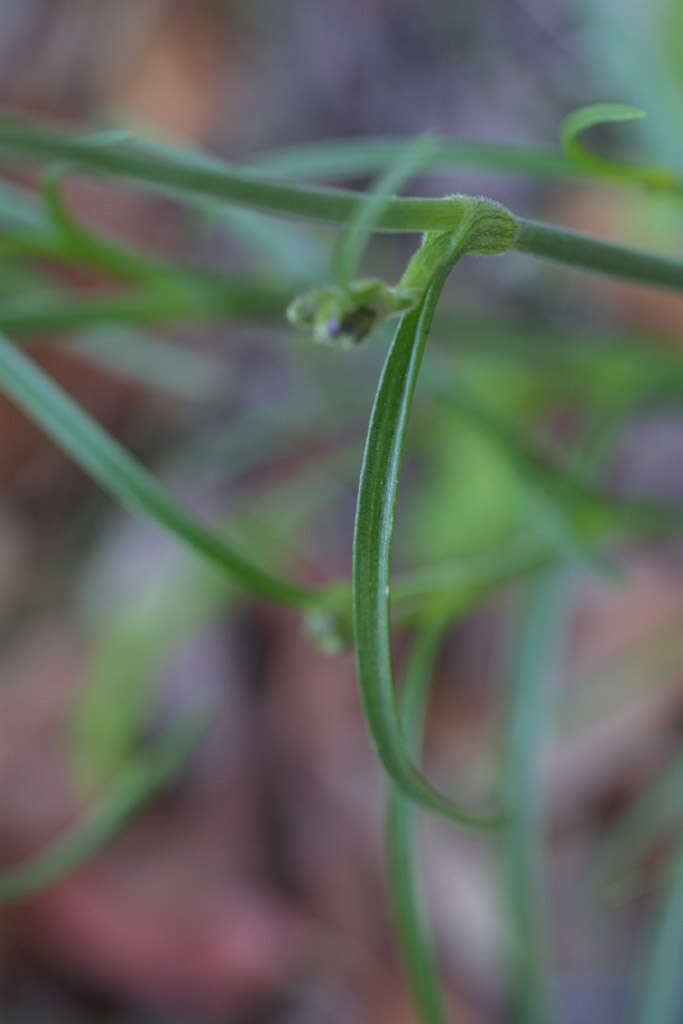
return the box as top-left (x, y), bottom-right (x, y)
top-left (353, 260), bottom-right (501, 828)
top-left (561, 103), bottom-right (681, 193)
top-left (247, 137), bottom-right (597, 183)
top-left (332, 134), bottom-right (438, 286)
top-left (0, 715), bottom-right (205, 905)
top-left (72, 436), bottom-right (359, 790)
top-left (386, 620), bottom-right (450, 1024)
top-left (562, 102), bottom-right (646, 154)
top-left (0, 331), bottom-right (316, 607)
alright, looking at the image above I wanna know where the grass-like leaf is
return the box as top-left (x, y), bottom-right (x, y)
top-left (353, 262), bottom-right (500, 828)
top-left (0, 715), bottom-right (205, 905)
top-left (332, 134), bottom-right (438, 286)
top-left (562, 103), bottom-right (646, 154)
top-left (0, 331), bottom-right (316, 607)
top-left (386, 620), bottom-right (449, 1024)
top-left (247, 136), bottom-right (602, 183)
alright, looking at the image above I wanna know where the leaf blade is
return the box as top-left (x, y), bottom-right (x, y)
top-left (386, 620), bottom-right (450, 1024)
top-left (353, 269), bottom-right (501, 828)
top-left (0, 331), bottom-right (315, 607)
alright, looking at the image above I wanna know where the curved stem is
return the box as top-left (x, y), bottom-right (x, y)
top-left (353, 248), bottom-right (501, 828)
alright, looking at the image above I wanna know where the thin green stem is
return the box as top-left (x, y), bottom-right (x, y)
top-left (0, 119), bottom-right (466, 231)
top-left (515, 219), bottom-right (683, 292)
top-left (353, 226), bottom-right (501, 828)
top-left (0, 120), bottom-right (682, 293)
top-left (332, 134), bottom-right (439, 286)
top-left (386, 620), bottom-right (450, 1024)
top-left (0, 332), bottom-right (316, 608)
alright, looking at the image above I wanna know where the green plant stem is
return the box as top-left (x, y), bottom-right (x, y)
top-left (0, 119), bottom-right (465, 230)
top-left (0, 120), bottom-right (682, 293)
top-left (353, 234), bottom-right (500, 827)
top-left (386, 620), bottom-right (449, 1024)
top-left (0, 331), bottom-right (316, 608)
top-left (0, 716), bottom-right (205, 905)
top-left (332, 134), bottom-right (439, 286)
top-left (515, 219), bottom-right (683, 291)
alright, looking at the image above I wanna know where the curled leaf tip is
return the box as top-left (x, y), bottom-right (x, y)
top-left (559, 103), bottom-right (678, 193)
top-left (287, 278), bottom-right (417, 347)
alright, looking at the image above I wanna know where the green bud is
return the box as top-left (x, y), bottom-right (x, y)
top-left (287, 278), bottom-right (418, 348)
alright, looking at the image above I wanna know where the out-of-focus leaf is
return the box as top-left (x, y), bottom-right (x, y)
top-left (66, 327), bottom-right (229, 401)
top-left (0, 331), bottom-right (316, 607)
top-left (561, 103), bottom-right (681, 192)
top-left (0, 715), bottom-right (207, 906)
